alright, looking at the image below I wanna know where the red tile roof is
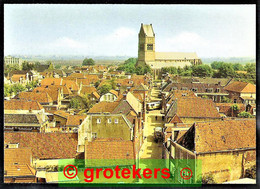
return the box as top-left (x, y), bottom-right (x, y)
top-left (4, 100), bottom-right (44, 110)
top-left (17, 91), bottom-right (53, 104)
top-left (215, 103), bottom-right (246, 116)
top-left (85, 139), bottom-right (134, 162)
top-left (4, 133), bottom-right (79, 159)
top-left (80, 86), bottom-right (97, 95)
top-left (40, 78), bottom-right (62, 86)
top-left (54, 110), bottom-right (70, 118)
top-left (66, 115), bottom-right (87, 126)
top-left (88, 102), bottom-right (119, 113)
top-left (109, 90), bottom-right (118, 97)
top-left (33, 87), bottom-right (60, 102)
top-left (167, 97), bottom-right (221, 119)
top-left (178, 119), bottom-right (256, 153)
top-left (224, 81), bottom-right (256, 93)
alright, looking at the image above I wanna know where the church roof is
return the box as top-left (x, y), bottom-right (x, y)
top-left (147, 61), bottom-right (191, 69)
top-left (155, 52), bottom-right (199, 60)
top-left (141, 24), bottom-right (155, 37)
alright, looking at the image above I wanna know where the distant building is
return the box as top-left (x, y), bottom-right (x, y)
top-left (136, 24), bottom-right (202, 78)
top-left (4, 55), bottom-right (23, 68)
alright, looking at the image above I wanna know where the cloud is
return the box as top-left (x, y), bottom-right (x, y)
top-left (157, 32), bottom-right (209, 53)
top-left (50, 37), bottom-right (85, 49)
top-left (104, 27), bottom-right (136, 41)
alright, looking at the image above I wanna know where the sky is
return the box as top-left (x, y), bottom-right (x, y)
top-left (4, 4), bottom-right (256, 58)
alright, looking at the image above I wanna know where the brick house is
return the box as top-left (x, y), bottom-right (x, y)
top-left (4, 148), bottom-right (37, 183)
top-left (224, 81), bottom-right (256, 104)
top-left (163, 119), bottom-right (256, 183)
top-left (165, 97), bottom-right (221, 124)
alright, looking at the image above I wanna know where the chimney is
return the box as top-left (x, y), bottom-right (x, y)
top-left (123, 93), bottom-right (127, 100)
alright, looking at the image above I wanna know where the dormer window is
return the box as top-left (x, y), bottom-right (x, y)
top-left (129, 81), bottom-right (133, 84)
top-left (192, 88), bottom-right (198, 92)
top-left (207, 88), bottom-right (213, 93)
top-left (182, 93), bottom-right (187, 96)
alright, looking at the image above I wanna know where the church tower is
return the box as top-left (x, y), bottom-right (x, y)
top-left (137, 24), bottom-right (155, 66)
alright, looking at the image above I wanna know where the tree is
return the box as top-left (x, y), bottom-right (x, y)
top-left (22, 61), bottom-right (35, 71)
top-left (82, 58), bottom-right (95, 66)
top-left (4, 64), bottom-right (20, 75)
top-left (211, 61), bottom-right (224, 70)
top-left (238, 111), bottom-right (253, 118)
top-left (221, 96), bottom-right (232, 103)
top-left (26, 80), bottom-right (38, 90)
top-left (117, 58), bottom-right (137, 73)
top-left (4, 85), bottom-right (10, 97)
top-left (70, 98), bottom-right (81, 109)
top-left (98, 84), bottom-right (112, 95)
top-left (46, 61), bottom-right (54, 70)
top-left (214, 63), bottom-right (235, 78)
top-left (94, 81), bottom-right (101, 88)
top-left (55, 64), bottom-right (61, 69)
top-left (192, 65), bottom-right (213, 77)
top-left (232, 63), bottom-right (243, 71)
top-left (82, 94), bottom-right (94, 111)
top-left (244, 63), bottom-right (256, 74)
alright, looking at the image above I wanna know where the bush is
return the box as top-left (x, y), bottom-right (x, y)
top-left (221, 96), bottom-right (232, 103)
top-left (231, 104), bottom-right (239, 111)
top-left (238, 111), bottom-right (253, 118)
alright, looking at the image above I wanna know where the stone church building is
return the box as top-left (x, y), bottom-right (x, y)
top-left (137, 24), bottom-right (202, 78)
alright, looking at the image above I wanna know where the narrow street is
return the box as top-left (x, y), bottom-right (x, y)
top-left (140, 83), bottom-right (164, 159)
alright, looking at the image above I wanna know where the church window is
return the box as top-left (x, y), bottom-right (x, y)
top-left (147, 44), bottom-right (153, 50)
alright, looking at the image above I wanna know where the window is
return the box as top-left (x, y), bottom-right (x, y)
top-left (216, 88), bottom-right (220, 93)
top-left (108, 118), bottom-right (112, 123)
top-left (92, 133), bottom-right (97, 139)
top-left (147, 44), bottom-right (153, 50)
top-left (192, 88), bottom-right (198, 92)
top-left (207, 88), bottom-right (213, 93)
top-left (97, 119), bottom-right (101, 124)
top-left (234, 99), bottom-right (237, 103)
top-left (115, 119), bottom-right (118, 124)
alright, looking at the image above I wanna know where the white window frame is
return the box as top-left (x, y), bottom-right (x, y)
top-left (97, 119), bottom-right (101, 124)
top-left (108, 118), bottom-right (112, 123)
top-left (115, 119), bottom-right (118, 124)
